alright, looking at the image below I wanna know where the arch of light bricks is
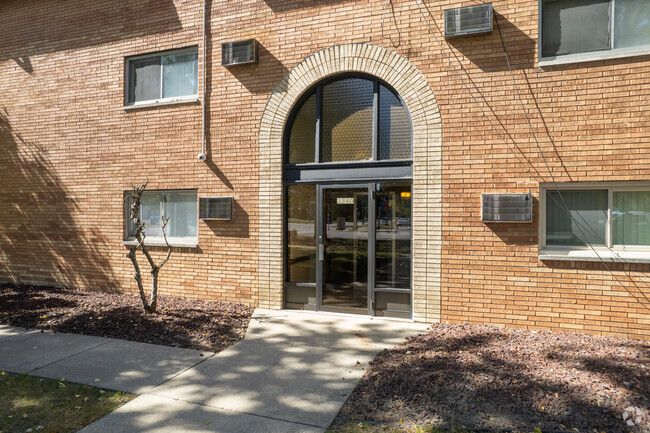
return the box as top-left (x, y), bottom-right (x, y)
top-left (258, 43), bottom-right (442, 322)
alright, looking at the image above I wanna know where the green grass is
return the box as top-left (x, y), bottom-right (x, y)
top-left (0, 371), bottom-right (134, 433)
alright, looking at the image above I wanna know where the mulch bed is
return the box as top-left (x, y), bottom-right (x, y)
top-left (338, 323), bottom-right (649, 433)
top-left (0, 284), bottom-right (254, 352)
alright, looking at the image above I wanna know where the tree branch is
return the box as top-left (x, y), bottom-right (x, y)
top-left (126, 245), bottom-right (151, 313)
top-left (125, 181), bottom-right (174, 314)
top-left (159, 216), bottom-right (173, 269)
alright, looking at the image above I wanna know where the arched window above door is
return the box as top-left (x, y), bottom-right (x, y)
top-left (286, 76), bottom-right (412, 165)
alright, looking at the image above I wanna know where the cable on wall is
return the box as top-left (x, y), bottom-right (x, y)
top-left (198, 0), bottom-right (208, 162)
top-left (492, 12), bottom-right (650, 310)
top-left (412, 0), bottom-right (546, 183)
top-left (412, 0), bottom-right (650, 311)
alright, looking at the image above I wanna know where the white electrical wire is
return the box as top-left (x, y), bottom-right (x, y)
top-left (201, 0), bottom-right (207, 159)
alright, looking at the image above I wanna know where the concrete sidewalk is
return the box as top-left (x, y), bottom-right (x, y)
top-left (0, 325), bottom-right (213, 393)
top-left (1, 310), bottom-right (429, 433)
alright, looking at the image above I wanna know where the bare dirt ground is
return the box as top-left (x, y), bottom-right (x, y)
top-left (338, 323), bottom-right (649, 433)
top-left (0, 284), bottom-right (254, 352)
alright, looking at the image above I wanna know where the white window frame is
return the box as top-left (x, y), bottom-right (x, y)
top-left (538, 0), bottom-right (650, 67)
top-left (539, 182), bottom-right (650, 263)
top-left (124, 46), bottom-right (199, 109)
top-left (123, 189), bottom-right (198, 248)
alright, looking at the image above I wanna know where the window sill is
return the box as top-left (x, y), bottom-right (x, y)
top-left (123, 239), bottom-right (198, 248)
top-left (539, 46), bottom-right (650, 67)
top-left (539, 249), bottom-right (650, 264)
top-left (122, 97), bottom-right (200, 111)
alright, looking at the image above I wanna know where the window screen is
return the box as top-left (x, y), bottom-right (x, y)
top-left (128, 58), bottom-right (161, 104)
top-left (546, 190), bottom-right (607, 246)
top-left (127, 190), bottom-right (198, 240)
top-left (542, 0), bottom-right (611, 57)
top-left (612, 191), bottom-right (650, 246)
top-left (614, 0), bottom-right (650, 49)
top-left (140, 192), bottom-right (163, 238)
top-left (127, 49), bottom-right (198, 104)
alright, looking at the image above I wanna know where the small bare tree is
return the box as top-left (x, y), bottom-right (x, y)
top-left (125, 182), bottom-right (172, 314)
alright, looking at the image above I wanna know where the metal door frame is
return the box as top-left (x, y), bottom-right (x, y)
top-left (317, 183), bottom-right (375, 315)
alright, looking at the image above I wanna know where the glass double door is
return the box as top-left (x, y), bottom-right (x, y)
top-left (285, 182), bottom-right (412, 317)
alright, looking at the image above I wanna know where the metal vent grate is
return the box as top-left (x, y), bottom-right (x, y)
top-left (221, 39), bottom-right (258, 67)
top-left (199, 197), bottom-right (233, 220)
top-left (482, 193), bottom-right (533, 223)
top-left (445, 4), bottom-right (493, 39)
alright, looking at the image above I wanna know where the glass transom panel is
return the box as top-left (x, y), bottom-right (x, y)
top-left (322, 78), bottom-right (374, 162)
top-left (379, 85), bottom-right (412, 160)
top-left (286, 76), bottom-right (412, 165)
top-left (288, 94), bottom-right (316, 164)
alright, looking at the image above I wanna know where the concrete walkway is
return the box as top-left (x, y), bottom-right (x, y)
top-left (0, 309), bottom-right (429, 433)
top-left (0, 325), bottom-right (212, 393)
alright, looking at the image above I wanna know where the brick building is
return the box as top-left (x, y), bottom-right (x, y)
top-left (1, 0), bottom-right (649, 339)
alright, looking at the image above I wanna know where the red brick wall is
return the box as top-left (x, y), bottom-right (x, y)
top-left (0, 0), bottom-right (648, 338)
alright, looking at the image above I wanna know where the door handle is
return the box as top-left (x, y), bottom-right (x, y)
top-left (318, 244), bottom-right (325, 261)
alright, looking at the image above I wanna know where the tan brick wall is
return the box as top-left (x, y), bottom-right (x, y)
top-left (0, 0), bottom-right (260, 304)
top-left (1, 0), bottom-right (648, 338)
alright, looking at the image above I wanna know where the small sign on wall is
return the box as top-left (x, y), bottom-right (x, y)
top-left (337, 197), bottom-right (354, 205)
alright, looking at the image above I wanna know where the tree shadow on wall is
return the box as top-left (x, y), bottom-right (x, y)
top-left (0, 0), bottom-right (182, 74)
top-left (484, 196), bottom-right (538, 246)
top-left (0, 109), bottom-right (116, 291)
top-left (418, 2), bottom-right (574, 181)
top-left (205, 200), bottom-right (250, 239)
top-left (224, 43), bottom-right (290, 95)
top-left (446, 12), bottom-right (536, 72)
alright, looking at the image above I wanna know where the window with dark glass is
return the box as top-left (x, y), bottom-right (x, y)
top-left (287, 76), bottom-right (412, 164)
top-left (286, 185), bottom-right (317, 283)
top-left (541, 0), bottom-right (650, 59)
top-left (125, 190), bottom-right (198, 243)
top-left (546, 190), bottom-right (607, 246)
top-left (375, 183), bottom-right (411, 289)
top-left (544, 187), bottom-right (650, 248)
top-left (126, 48), bottom-right (198, 105)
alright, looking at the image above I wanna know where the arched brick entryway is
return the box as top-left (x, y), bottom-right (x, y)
top-left (258, 43), bottom-right (442, 322)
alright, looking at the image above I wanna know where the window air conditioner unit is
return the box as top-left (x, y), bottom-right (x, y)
top-left (481, 193), bottom-right (533, 223)
top-left (221, 39), bottom-right (258, 67)
top-left (199, 197), bottom-right (233, 220)
top-left (445, 4), bottom-right (493, 39)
